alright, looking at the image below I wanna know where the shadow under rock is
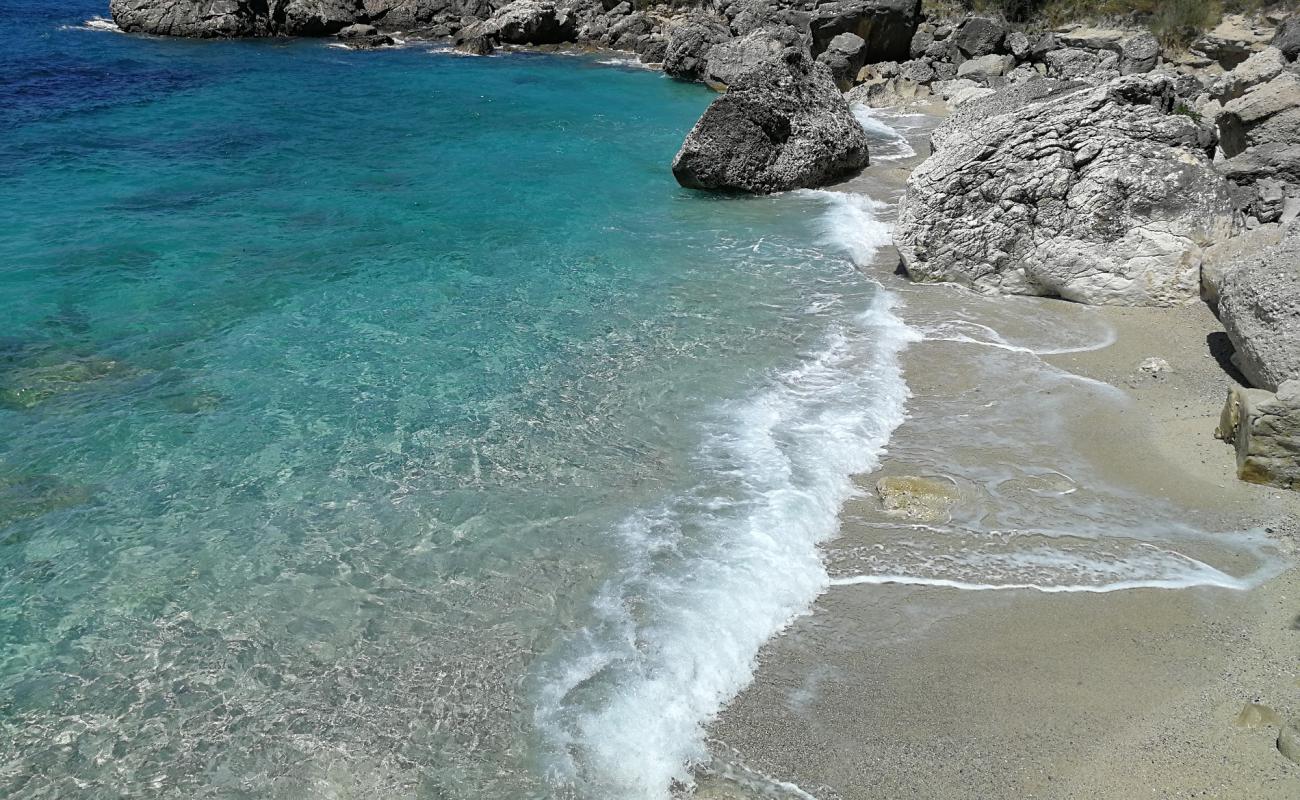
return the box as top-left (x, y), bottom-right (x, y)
top-left (1207, 331), bottom-right (1250, 387)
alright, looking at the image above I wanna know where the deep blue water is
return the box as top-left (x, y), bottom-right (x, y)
top-left (0, 3), bottom-right (911, 798)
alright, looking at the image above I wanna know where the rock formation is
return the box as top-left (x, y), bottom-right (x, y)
top-left (704, 27), bottom-right (797, 90)
top-left (808, 0), bottom-right (922, 63)
top-left (671, 48), bottom-right (869, 193)
top-left (662, 14), bottom-right (732, 81)
top-left (111, 0), bottom-right (360, 37)
top-left (1217, 224), bottom-right (1300, 391)
top-left (895, 76), bottom-right (1234, 306)
top-left (1217, 380), bottom-right (1300, 490)
top-left (487, 0), bottom-right (575, 45)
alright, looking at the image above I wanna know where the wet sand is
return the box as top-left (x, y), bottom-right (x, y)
top-left (700, 112), bottom-right (1300, 799)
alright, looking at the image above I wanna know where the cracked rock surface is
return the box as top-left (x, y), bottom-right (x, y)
top-left (895, 75), bottom-right (1235, 306)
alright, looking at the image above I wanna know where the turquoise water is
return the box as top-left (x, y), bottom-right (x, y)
top-left (1, 10), bottom-right (913, 799)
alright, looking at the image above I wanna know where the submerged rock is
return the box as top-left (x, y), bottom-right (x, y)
top-left (671, 48), bottom-right (869, 193)
top-left (0, 474), bottom-right (95, 529)
top-left (1217, 224), bottom-right (1300, 391)
top-left (874, 475), bottom-right (958, 521)
top-left (1216, 380), bottom-right (1300, 490)
top-left (895, 76), bottom-right (1234, 306)
top-left (0, 357), bottom-right (129, 410)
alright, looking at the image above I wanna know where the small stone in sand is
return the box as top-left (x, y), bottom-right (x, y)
top-left (875, 475), bottom-right (958, 521)
top-left (1138, 357), bottom-right (1171, 377)
top-left (1233, 702), bottom-right (1282, 728)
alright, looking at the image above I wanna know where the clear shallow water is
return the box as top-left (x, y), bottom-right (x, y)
top-left (1, 5), bottom-right (912, 798)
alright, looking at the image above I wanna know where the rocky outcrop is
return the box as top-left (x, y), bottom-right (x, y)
top-left (704, 27), bottom-right (792, 89)
top-left (1200, 223), bottom-right (1284, 307)
top-left (951, 15), bottom-right (1005, 58)
top-left (1275, 16), bottom-right (1300, 61)
top-left (1119, 31), bottom-right (1159, 74)
top-left (1215, 69), bottom-right (1300, 220)
top-left (112, 0), bottom-right (363, 37)
top-left (1217, 224), bottom-right (1300, 391)
top-left (808, 0), bottom-right (922, 64)
top-left (1191, 13), bottom-right (1277, 69)
top-left (336, 21), bottom-right (394, 47)
top-left (662, 15), bottom-right (732, 82)
top-left (1216, 381), bottom-right (1300, 490)
top-left (671, 48), bottom-right (869, 193)
top-left (895, 76), bottom-right (1235, 306)
top-left (486, 0), bottom-right (576, 45)
top-left (1217, 71), bottom-right (1300, 159)
top-left (817, 32), bottom-right (868, 90)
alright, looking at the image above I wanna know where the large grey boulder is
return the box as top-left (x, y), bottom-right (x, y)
top-left (956, 53), bottom-right (1012, 81)
top-left (1200, 223), bottom-right (1284, 306)
top-left (1274, 16), bottom-right (1300, 61)
top-left (663, 15), bottom-right (732, 82)
top-left (1119, 31), bottom-right (1160, 74)
top-left (1213, 46), bottom-right (1287, 103)
top-left (1216, 381), bottom-right (1300, 490)
top-left (951, 15), bottom-right (1006, 58)
top-left (487, 0), bottom-right (577, 45)
top-left (1217, 71), bottom-right (1300, 158)
top-left (705, 26), bottom-right (800, 89)
top-left (1045, 47), bottom-right (1119, 82)
top-left (808, 0), bottom-right (922, 64)
top-left (672, 48), bottom-right (870, 193)
top-left (1217, 224), bottom-right (1300, 391)
top-left (895, 76), bottom-right (1235, 306)
top-left (816, 32), bottom-right (868, 90)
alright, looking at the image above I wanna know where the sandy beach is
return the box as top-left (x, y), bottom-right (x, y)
top-left (701, 112), bottom-right (1300, 800)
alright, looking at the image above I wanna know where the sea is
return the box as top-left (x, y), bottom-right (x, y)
top-left (0, 3), bottom-right (918, 797)
top-left (0, 3), bottom-right (1284, 799)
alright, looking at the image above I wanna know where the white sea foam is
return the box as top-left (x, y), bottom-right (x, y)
top-left (919, 319), bottom-right (1118, 355)
top-left (62, 17), bottom-right (123, 33)
top-left (533, 191), bottom-right (915, 799)
top-left (795, 189), bottom-right (892, 267)
top-left (829, 528), bottom-right (1285, 594)
top-left (851, 104), bottom-right (917, 161)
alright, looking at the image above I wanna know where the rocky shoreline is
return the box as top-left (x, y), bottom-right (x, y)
top-left (103, 0), bottom-right (1300, 493)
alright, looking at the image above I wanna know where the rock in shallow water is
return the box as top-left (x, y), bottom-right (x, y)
top-left (671, 48), bottom-right (869, 194)
top-left (875, 475), bottom-right (958, 521)
top-left (895, 76), bottom-right (1235, 306)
